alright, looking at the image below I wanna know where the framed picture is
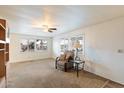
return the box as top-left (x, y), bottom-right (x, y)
top-left (42, 40), bottom-right (47, 50)
top-left (36, 39), bottom-right (48, 51)
top-left (20, 39), bottom-right (29, 52)
top-left (28, 40), bottom-right (35, 51)
top-left (20, 39), bottom-right (48, 52)
top-left (36, 39), bottom-right (43, 50)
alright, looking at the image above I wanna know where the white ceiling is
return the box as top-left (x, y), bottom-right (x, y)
top-left (1, 5), bottom-right (124, 37)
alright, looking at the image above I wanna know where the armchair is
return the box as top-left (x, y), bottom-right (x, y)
top-left (55, 51), bottom-right (74, 72)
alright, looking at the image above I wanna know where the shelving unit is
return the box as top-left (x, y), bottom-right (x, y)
top-left (0, 19), bottom-right (9, 88)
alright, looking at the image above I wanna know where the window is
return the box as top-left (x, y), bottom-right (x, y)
top-left (60, 36), bottom-right (84, 54)
top-left (60, 38), bottom-right (69, 53)
top-left (71, 37), bottom-right (84, 54)
top-left (59, 35), bottom-right (85, 60)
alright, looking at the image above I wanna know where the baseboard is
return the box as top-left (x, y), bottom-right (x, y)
top-left (9, 58), bottom-right (54, 63)
top-left (84, 69), bottom-right (124, 86)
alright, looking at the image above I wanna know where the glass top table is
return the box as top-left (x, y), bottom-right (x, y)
top-left (70, 60), bottom-right (85, 77)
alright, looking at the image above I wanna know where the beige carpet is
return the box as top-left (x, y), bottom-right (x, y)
top-left (7, 59), bottom-right (124, 88)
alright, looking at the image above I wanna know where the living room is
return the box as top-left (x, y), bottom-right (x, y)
top-left (0, 5), bottom-right (124, 89)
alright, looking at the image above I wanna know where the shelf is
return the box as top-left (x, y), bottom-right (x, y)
top-left (0, 23), bottom-right (6, 31)
top-left (0, 40), bottom-right (6, 44)
top-left (0, 49), bottom-right (5, 51)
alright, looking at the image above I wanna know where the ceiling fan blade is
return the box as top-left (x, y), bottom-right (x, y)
top-left (48, 29), bottom-right (53, 33)
top-left (48, 28), bottom-right (57, 30)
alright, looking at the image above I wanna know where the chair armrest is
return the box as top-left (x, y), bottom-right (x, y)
top-left (56, 57), bottom-right (60, 62)
top-left (55, 57), bottom-right (60, 69)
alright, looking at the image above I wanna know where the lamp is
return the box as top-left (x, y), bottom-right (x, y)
top-left (73, 40), bottom-right (81, 60)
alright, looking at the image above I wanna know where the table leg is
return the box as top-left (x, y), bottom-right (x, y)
top-left (76, 63), bottom-right (79, 77)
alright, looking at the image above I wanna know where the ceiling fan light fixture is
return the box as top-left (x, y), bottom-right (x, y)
top-left (41, 25), bottom-right (57, 33)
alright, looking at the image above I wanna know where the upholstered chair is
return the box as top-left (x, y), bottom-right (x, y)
top-left (55, 51), bottom-right (74, 72)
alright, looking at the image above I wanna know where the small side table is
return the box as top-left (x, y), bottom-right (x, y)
top-left (71, 60), bottom-right (85, 77)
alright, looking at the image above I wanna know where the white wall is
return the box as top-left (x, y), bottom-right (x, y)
top-left (10, 33), bottom-right (52, 63)
top-left (53, 17), bottom-right (124, 85)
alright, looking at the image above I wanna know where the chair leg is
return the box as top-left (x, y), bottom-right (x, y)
top-left (55, 61), bottom-right (57, 69)
top-left (64, 63), bottom-right (67, 72)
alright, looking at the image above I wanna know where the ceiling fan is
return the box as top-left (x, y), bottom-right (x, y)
top-left (48, 27), bottom-right (57, 33)
top-left (42, 25), bottom-right (57, 33)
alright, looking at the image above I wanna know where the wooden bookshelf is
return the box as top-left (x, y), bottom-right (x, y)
top-left (0, 19), bottom-right (9, 87)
